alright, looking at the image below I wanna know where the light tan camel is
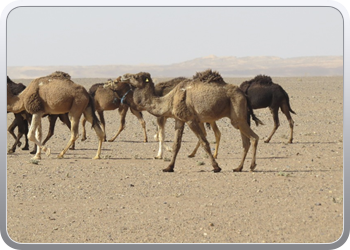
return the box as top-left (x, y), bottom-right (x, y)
top-left (121, 70), bottom-right (262, 173)
top-left (7, 71), bottom-right (104, 160)
top-left (153, 77), bottom-right (221, 159)
top-left (81, 79), bottom-right (147, 143)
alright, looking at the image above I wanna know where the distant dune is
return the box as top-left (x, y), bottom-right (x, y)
top-left (7, 55), bottom-right (343, 79)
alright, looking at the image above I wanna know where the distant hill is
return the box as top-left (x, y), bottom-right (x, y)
top-left (7, 55), bottom-right (343, 79)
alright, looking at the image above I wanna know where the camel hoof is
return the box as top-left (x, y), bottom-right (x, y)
top-left (264, 140), bottom-right (270, 143)
top-left (7, 149), bottom-right (14, 154)
top-left (43, 147), bottom-right (51, 156)
top-left (17, 142), bottom-right (22, 147)
top-left (22, 146), bottom-right (29, 151)
top-left (154, 156), bottom-right (163, 160)
top-left (233, 167), bottom-right (243, 172)
top-left (187, 154), bottom-right (195, 158)
top-left (92, 156), bottom-right (101, 160)
top-left (57, 155), bottom-right (64, 159)
top-left (213, 167), bottom-right (221, 173)
top-left (81, 138), bottom-right (86, 142)
top-left (107, 139), bottom-right (115, 142)
top-left (162, 168), bottom-right (174, 172)
top-left (32, 156), bottom-right (41, 160)
top-left (250, 164), bottom-right (257, 171)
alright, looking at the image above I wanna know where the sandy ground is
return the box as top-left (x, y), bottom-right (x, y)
top-left (6, 76), bottom-right (343, 244)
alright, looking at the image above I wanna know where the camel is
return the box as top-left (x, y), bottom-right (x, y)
top-left (81, 79), bottom-right (148, 143)
top-left (153, 77), bottom-right (221, 159)
top-left (121, 70), bottom-right (262, 173)
top-left (7, 76), bottom-right (74, 154)
top-left (239, 75), bottom-right (296, 143)
top-left (7, 71), bottom-right (104, 160)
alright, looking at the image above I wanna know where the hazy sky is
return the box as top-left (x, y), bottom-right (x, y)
top-left (7, 6), bottom-right (343, 67)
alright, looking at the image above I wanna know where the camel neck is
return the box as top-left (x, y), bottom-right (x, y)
top-left (133, 82), bottom-right (172, 117)
top-left (7, 92), bottom-right (25, 113)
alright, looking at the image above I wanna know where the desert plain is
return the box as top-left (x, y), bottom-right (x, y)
top-left (6, 76), bottom-right (344, 244)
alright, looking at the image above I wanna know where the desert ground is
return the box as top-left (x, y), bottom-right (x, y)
top-left (6, 76), bottom-right (343, 244)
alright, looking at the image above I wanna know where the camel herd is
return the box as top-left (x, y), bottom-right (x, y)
top-left (7, 70), bottom-right (295, 173)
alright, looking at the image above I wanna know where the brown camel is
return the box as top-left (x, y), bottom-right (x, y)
top-left (7, 76), bottom-right (74, 154)
top-left (239, 75), bottom-right (296, 143)
top-left (121, 70), bottom-right (262, 173)
top-left (81, 79), bottom-right (148, 143)
top-left (153, 77), bottom-right (221, 159)
top-left (7, 71), bottom-right (104, 160)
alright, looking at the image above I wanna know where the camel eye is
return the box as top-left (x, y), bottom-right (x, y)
top-left (145, 78), bottom-right (149, 83)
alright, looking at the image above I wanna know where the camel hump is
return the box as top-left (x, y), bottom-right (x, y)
top-left (193, 69), bottom-right (225, 84)
top-left (88, 83), bottom-right (105, 97)
top-left (251, 75), bottom-right (273, 85)
top-left (47, 71), bottom-right (71, 80)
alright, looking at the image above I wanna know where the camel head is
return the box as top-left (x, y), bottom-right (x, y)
top-left (121, 72), bottom-right (153, 89)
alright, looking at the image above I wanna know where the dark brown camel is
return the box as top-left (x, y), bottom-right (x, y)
top-left (153, 77), bottom-right (221, 159)
top-left (7, 71), bottom-right (104, 160)
top-left (239, 75), bottom-right (296, 143)
top-left (121, 70), bottom-right (262, 173)
top-left (7, 76), bottom-right (74, 154)
top-left (81, 78), bottom-right (148, 143)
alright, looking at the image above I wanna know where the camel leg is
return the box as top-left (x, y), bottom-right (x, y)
top-left (163, 120), bottom-right (184, 172)
top-left (8, 114), bottom-right (29, 152)
top-left (233, 122), bottom-right (259, 172)
top-left (188, 122), bottom-right (221, 159)
top-left (8, 117), bottom-right (18, 142)
top-left (28, 114), bottom-right (50, 160)
top-left (81, 116), bottom-right (87, 141)
top-left (211, 122), bottom-right (221, 159)
top-left (130, 108), bottom-right (148, 142)
top-left (42, 115), bottom-right (58, 145)
top-left (188, 122), bottom-right (207, 158)
top-left (7, 117), bottom-right (19, 153)
top-left (97, 111), bottom-right (107, 141)
top-left (264, 107), bottom-right (279, 143)
top-left (21, 119), bottom-right (29, 151)
top-left (83, 107), bottom-right (104, 160)
top-left (108, 106), bottom-right (127, 142)
top-left (58, 114), bottom-right (79, 159)
top-left (187, 120), bottom-right (221, 173)
top-left (281, 104), bottom-right (294, 143)
top-left (155, 116), bottom-right (167, 159)
top-left (59, 114), bottom-right (75, 150)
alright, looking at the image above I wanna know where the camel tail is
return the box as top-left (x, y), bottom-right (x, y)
top-left (281, 87), bottom-right (296, 115)
top-left (86, 95), bottom-right (101, 129)
top-left (245, 95), bottom-right (264, 126)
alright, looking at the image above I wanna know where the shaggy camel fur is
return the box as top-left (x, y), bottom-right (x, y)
top-left (240, 75), bottom-right (296, 143)
top-left (121, 70), bottom-right (262, 173)
top-left (7, 76), bottom-right (74, 154)
top-left (153, 77), bottom-right (221, 159)
top-left (81, 79), bottom-right (148, 143)
top-left (7, 71), bottom-right (104, 160)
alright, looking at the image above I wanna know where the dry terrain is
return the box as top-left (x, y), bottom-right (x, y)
top-left (6, 76), bottom-right (343, 244)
